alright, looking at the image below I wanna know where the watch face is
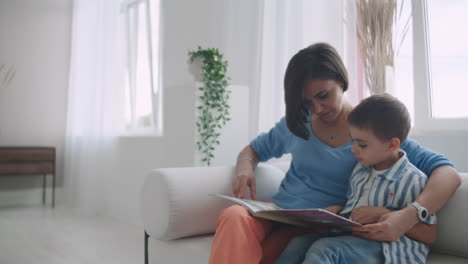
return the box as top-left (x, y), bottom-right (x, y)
top-left (412, 202), bottom-right (428, 221)
top-left (421, 209), bottom-right (428, 219)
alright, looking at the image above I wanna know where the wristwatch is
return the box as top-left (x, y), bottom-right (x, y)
top-left (411, 202), bottom-right (429, 222)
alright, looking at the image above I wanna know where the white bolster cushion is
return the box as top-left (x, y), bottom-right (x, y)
top-left (431, 173), bottom-right (468, 257)
top-left (141, 164), bottom-right (285, 241)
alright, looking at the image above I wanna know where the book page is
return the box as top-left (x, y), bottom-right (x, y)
top-left (212, 194), bottom-right (361, 229)
top-left (256, 209), bottom-right (361, 229)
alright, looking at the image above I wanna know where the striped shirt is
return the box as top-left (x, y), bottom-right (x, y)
top-left (340, 150), bottom-right (437, 264)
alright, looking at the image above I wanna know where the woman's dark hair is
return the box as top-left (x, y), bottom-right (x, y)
top-left (284, 43), bottom-right (349, 140)
top-left (348, 94), bottom-right (411, 143)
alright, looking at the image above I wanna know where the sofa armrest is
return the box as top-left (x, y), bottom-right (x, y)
top-left (432, 173), bottom-right (468, 257)
top-left (141, 163), bottom-right (285, 241)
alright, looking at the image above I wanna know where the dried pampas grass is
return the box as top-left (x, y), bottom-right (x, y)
top-left (357, 0), bottom-right (409, 95)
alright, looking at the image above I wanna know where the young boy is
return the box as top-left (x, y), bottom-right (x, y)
top-left (276, 94), bottom-right (437, 264)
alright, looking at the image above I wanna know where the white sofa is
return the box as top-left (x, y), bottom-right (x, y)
top-left (141, 164), bottom-right (468, 264)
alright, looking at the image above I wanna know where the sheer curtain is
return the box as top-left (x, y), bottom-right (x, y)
top-left (343, 0), bottom-right (363, 104)
top-left (255, 1), bottom-right (303, 134)
top-left (64, 0), bottom-right (125, 213)
top-left (254, 0), bottom-right (349, 135)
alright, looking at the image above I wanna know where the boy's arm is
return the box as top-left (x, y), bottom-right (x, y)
top-left (351, 206), bottom-right (392, 224)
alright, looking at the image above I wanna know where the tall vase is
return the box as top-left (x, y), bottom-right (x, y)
top-left (385, 65), bottom-right (395, 95)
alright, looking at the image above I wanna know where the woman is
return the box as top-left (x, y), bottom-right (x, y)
top-left (208, 43), bottom-right (461, 264)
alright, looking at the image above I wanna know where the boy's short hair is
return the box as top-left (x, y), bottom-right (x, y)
top-left (348, 94), bottom-right (411, 142)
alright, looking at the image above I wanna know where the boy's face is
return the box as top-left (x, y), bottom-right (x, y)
top-left (349, 125), bottom-right (398, 170)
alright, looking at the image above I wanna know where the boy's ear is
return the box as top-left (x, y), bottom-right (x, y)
top-left (388, 137), bottom-right (401, 151)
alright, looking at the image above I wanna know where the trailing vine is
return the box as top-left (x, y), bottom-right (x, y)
top-left (188, 47), bottom-right (231, 166)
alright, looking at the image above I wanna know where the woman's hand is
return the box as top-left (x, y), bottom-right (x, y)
top-left (233, 146), bottom-right (260, 200)
top-left (353, 206), bottom-right (419, 242)
top-left (232, 169), bottom-right (256, 200)
top-left (351, 206), bottom-right (392, 224)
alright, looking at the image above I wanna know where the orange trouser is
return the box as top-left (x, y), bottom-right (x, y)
top-left (209, 205), bottom-right (315, 264)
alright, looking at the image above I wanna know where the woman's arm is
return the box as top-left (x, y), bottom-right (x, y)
top-left (234, 118), bottom-right (292, 199)
top-left (416, 166), bottom-right (461, 215)
top-left (405, 223), bottom-right (437, 244)
top-left (354, 166), bottom-right (461, 242)
top-left (351, 206), bottom-right (436, 243)
top-left (232, 145), bottom-right (260, 199)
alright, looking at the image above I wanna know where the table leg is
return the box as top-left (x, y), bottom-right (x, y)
top-left (42, 174), bottom-right (46, 205)
top-left (52, 173), bottom-right (55, 208)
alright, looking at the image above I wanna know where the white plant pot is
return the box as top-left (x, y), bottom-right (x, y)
top-left (385, 65), bottom-right (395, 95)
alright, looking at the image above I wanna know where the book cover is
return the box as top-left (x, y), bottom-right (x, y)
top-left (214, 194), bottom-right (362, 229)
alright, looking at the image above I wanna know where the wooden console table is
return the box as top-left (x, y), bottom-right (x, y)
top-left (0, 147), bottom-right (56, 207)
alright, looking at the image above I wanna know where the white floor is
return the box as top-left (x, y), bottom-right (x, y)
top-left (0, 206), bottom-right (143, 264)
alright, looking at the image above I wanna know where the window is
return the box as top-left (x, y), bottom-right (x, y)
top-left (426, 0), bottom-right (468, 119)
top-left (121, 0), bottom-right (162, 135)
top-left (408, 0), bottom-right (468, 130)
top-left (393, 0), bottom-right (414, 124)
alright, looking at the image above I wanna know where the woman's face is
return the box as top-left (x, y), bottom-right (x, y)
top-left (302, 79), bottom-right (345, 123)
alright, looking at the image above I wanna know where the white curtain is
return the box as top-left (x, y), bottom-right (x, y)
top-left (343, 0), bottom-right (363, 104)
top-left (64, 0), bottom-right (125, 213)
top-left (255, 1), bottom-right (302, 134)
top-left (254, 0), bottom-right (349, 135)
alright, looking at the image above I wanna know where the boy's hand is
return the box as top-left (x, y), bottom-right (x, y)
top-left (323, 205), bottom-right (343, 214)
top-left (351, 206), bottom-right (392, 224)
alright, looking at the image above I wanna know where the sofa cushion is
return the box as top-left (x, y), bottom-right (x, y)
top-left (427, 252), bottom-right (468, 264)
top-left (141, 164), bottom-right (285, 240)
top-left (431, 173), bottom-right (468, 257)
top-left (147, 235), bottom-right (468, 264)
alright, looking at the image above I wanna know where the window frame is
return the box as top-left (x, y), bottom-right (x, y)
top-left (411, 0), bottom-right (468, 132)
top-left (120, 0), bottom-right (163, 136)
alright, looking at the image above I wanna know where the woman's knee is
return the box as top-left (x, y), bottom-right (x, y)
top-left (218, 205), bottom-right (250, 221)
top-left (216, 205), bottom-right (254, 228)
top-left (215, 204), bottom-right (273, 244)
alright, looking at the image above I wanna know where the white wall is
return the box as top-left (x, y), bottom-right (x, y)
top-left (0, 0), bottom-right (72, 206)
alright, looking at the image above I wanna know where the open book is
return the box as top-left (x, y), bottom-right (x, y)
top-left (214, 194), bottom-right (361, 229)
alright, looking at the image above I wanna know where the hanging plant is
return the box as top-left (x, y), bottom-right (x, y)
top-left (188, 47), bottom-right (231, 166)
